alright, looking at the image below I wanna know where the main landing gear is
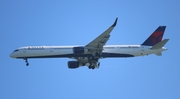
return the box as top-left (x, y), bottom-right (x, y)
top-left (87, 56), bottom-right (101, 70)
top-left (24, 58), bottom-right (29, 66)
top-left (88, 62), bottom-right (100, 70)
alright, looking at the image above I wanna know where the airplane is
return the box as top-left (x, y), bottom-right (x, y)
top-left (10, 18), bottom-right (169, 69)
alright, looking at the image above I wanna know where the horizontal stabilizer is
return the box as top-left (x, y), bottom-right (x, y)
top-left (155, 52), bottom-right (162, 56)
top-left (151, 39), bottom-right (169, 49)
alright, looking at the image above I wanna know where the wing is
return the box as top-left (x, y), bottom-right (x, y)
top-left (85, 18), bottom-right (118, 54)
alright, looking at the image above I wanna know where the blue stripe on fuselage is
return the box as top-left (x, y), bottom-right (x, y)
top-left (16, 53), bottom-right (134, 59)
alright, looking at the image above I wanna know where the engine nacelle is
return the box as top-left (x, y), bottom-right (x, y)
top-left (68, 61), bottom-right (80, 69)
top-left (73, 47), bottom-right (88, 54)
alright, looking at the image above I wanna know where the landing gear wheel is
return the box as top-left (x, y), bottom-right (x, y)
top-left (98, 62), bottom-right (100, 67)
top-left (88, 66), bottom-right (92, 69)
top-left (26, 63), bottom-right (29, 66)
top-left (92, 66), bottom-right (95, 69)
top-left (88, 65), bottom-right (95, 69)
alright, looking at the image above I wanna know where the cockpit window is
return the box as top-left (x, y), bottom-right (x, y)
top-left (13, 49), bottom-right (19, 52)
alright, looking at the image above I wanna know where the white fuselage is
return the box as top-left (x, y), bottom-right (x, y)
top-left (10, 45), bottom-right (167, 59)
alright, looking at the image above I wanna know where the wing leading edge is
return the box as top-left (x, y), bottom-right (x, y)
top-left (85, 18), bottom-right (118, 51)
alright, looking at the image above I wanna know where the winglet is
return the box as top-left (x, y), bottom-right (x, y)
top-left (151, 39), bottom-right (169, 49)
top-left (111, 18), bottom-right (118, 27)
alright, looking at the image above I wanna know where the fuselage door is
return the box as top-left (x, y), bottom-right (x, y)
top-left (140, 46), bottom-right (145, 55)
top-left (23, 48), bottom-right (27, 53)
top-left (50, 48), bottom-right (53, 52)
top-left (141, 46), bottom-right (145, 51)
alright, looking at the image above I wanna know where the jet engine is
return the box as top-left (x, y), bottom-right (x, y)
top-left (68, 61), bottom-right (80, 69)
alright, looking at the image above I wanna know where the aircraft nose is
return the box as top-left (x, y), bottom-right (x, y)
top-left (10, 53), bottom-right (15, 58)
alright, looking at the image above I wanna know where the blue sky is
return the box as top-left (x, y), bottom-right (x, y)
top-left (1, 0), bottom-right (180, 99)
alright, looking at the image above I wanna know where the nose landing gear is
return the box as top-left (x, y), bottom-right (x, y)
top-left (24, 58), bottom-right (29, 66)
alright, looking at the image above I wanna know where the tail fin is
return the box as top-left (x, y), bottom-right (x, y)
top-left (142, 26), bottom-right (166, 46)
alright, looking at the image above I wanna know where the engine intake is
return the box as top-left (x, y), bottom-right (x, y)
top-left (68, 61), bottom-right (79, 69)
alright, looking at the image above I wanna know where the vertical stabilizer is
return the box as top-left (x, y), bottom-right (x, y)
top-left (142, 26), bottom-right (166, 46)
